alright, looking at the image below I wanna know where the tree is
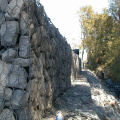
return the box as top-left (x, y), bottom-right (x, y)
top-left (109, 0), bottom-right (120, 21)
top-left (78, 5), bottom-right (120, 82)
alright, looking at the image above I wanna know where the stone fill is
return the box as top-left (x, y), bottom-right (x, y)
top-left (0, 0), bottom-right (81, 119)
top-left (1, 21), bottom-right (19, 47)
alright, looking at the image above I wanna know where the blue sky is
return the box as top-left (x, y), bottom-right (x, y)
top-left (40, 0), bottom-right (109, 48)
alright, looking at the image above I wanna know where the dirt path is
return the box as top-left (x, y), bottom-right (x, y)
top-left (42, 69), bottom-right (120, 120)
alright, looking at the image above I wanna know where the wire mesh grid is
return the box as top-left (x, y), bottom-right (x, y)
top-left (0, 0), bottom-right (77, 119)
top-left (0, 0), bottom-right (60, 119)
top-left (0, 0), bottom-right (33, 119)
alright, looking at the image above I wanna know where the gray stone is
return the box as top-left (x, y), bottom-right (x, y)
top-left (29, 19), bottom-right (34, 37)
top-left (107, 109), bottom-right (114, 118)
top-left (0, 28), bottom-right (1, 45)
top-left (40, 26), bottom-right (48, 38)
top-left (15, 108), bottom-right (29, 120)
top-left (0, 99), bottom-right (4, 114)
top-left (4, 88), bottom-right (12, 100)
top-left (93, 90), bottom-right (100, 96)
top-left (19, 36), bottom-right (29, 58)
top-left (7, 65), bottom-right (27, 89)
top-left (0, 0), bottom-right (8, 12)
top-left (0, 86), bottom-right (4, 99)
top-left (14, 58), bottom-right (31, 67)
top-left (31, 27), bottom-right (42, 48)
top-left (45, 59), bottom-right (52, 69)
top-left (40, 29), bottom-right (49, 52)
top-left (1, 21), bottom-right (19, 47)
top-left (0, 61), bottom-right (27, 90)
top-left (20, 91), bottom-right (29, 107)
top-left (104, 104), bottom-right (111, 111)
top-left (45, 81), bottom-right (52, 97)
top-left (44, 69), bottom-right (51, 82)
top-left (37, 96), bottom-right (46, 111)
top-left (0, 49), bottom-right (6, 58)
top-left (35, 5), bottom-right (45, 25)
top-left (4, 100), bottom-right (11, 107)
top-left (31, 26), bottom-right (48, 49)
top-left (117, 100), bottom-right (120, 110)
top-left (95, 106), bottom-right (109, 120)
top-left (38, 75), bottom-right (46, 96)
top-left (31, 32), bottom-right (37, 48)
top-left (0, 108), bottom-right (15, 120)
top-left (2, 48), bottom-right (17, 63)
top-left (11, 89), bottom-right (24, 109)
top-left (0, 12), bottom-right (5, 26)
top-left (71, 52), bottom-right (81, 81)
top-left (31, 79), bottom-right (38, 101)
top-left (0, 60), bottom-right (11, 87)
top-left (5, 0), bottom-right (24, 20)
top-left (35, 47), bottom-right (41, 57)
top-left (20, 11), bottom-right (28, 35)
top-left (23, 0), bottom-right (35, 19)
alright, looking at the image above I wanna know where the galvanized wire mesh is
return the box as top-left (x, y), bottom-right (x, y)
top-left (0, 0), bottom-right (33, 119)
top-left (0, 0), bottom-right (81, 120)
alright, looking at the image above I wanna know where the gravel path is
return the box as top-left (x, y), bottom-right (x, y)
top-left (42, 69), bottom-right (120, 120)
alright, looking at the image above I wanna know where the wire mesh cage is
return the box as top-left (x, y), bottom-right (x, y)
top-left (0, 0), bottom-right (33, 119)
top-left (0, 0), bottom-right (79, 119)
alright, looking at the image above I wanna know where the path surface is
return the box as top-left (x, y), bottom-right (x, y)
top-left (42, 69), bottom-right (120, 120)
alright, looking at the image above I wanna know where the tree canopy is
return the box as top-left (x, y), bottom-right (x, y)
top-left (78, 1), bottom-right (120, 82)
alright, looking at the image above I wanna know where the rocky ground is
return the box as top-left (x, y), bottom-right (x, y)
top-left (42, 69), bottom-right (120, 120)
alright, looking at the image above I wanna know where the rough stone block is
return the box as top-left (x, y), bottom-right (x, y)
top-left (44, 69), bottom-right (51, 82)
top-left (7, 65), bottom-right (27, 89)
top-left (35, 5), bottom-right (45, 25)
top-left (45, 81), bottom-right (52, 97)
top-left (0, 12), bottom-right (5, 26)
top-left (5, 0), bottom-right (24, 20)
top-left (0, 99), bottom-right (4, 114)
top-left (4, 88), bottom-right (12, 100)
top-left (19, 36), bottom-right (29, 58)
top-left (0, 60), bottom-right (11, 87)
top-left (14, 58), bottom-right (31, 67)
top-left (38, 75), bottom-right (46, 96)
top-left (20, 91), bottom-right (29, 107)
top-left (24, 0), bottom-right (35, 18)
top-left (2, 48), bottom-right (17, 63)
top-left (38, 97), bottom-right (46, 111)
top-left (0, 60), bottom-right (27, 89)
top-left (29, 19), bottom-right (35, 37)
top-left (0, 108), bottom-right (15, 120)
top-left (15, 108), bottom-right (29, 120)
top-left (0, 0), bottom-right (8, 12)
top-left (20, 11), bottom-right (28, 35)
top-left (31, 27), bottom-right (41, 48)
top-left (11, 89), bottom-right (24, 109)
top-left (0, 85), bottom-right (4, 99)
top-left (31, 79), bottom-right (38, 101)
top-left (1, 21), bottom-right (19, 47)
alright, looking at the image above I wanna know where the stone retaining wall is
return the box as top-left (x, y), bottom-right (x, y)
top-left (0, 0), bottom-right (81, 119)
top-left (71, 51), bottom-right (81, 81)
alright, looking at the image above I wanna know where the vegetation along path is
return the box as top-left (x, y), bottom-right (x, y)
top-left (42, 69), bottom-right (120, 120)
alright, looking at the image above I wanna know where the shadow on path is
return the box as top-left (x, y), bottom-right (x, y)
top-left (42, 69), bottom-right (120, 120)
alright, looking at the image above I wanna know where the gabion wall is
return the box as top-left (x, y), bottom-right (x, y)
top-left (0, 0), bottom-right (81, 119)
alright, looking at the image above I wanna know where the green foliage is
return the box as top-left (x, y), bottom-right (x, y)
top-left (78, 4), bottom-right (120, 82)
